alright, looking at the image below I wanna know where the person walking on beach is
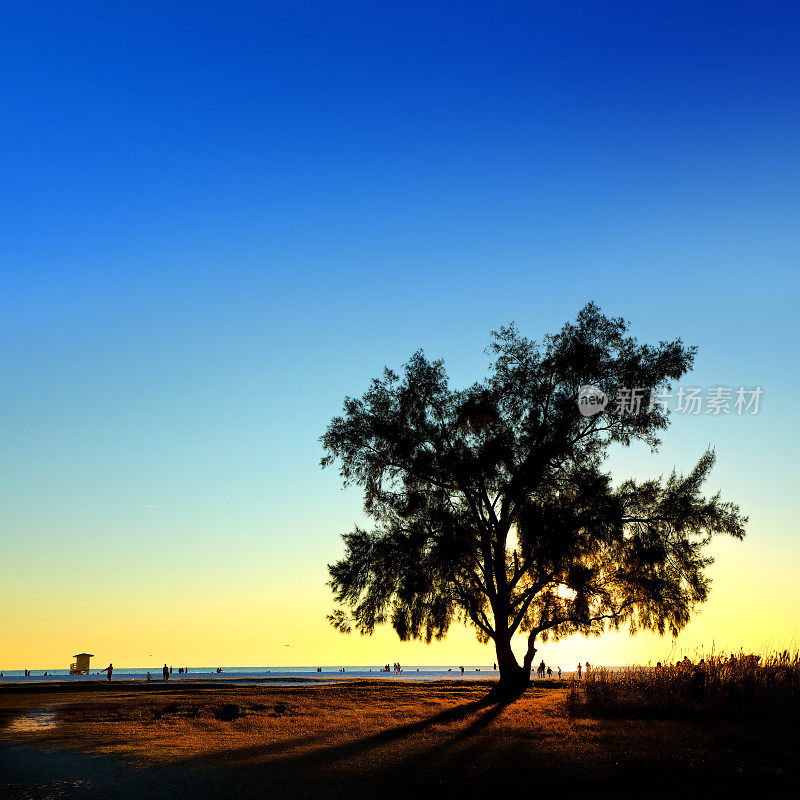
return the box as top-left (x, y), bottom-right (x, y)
top-left (557, 666), bottom-right (562, 679)
top-left (576, 662), bottom-right (582, 679)
top-left (547, 666), bottom-right (552, 678)
top-left (103, 663), bottom-right (113, 681)
top-left (162, 663), bottom-right (169, 681)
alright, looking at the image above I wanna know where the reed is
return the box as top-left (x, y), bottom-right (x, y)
top-left (568, 648), bottom-right (800, 719)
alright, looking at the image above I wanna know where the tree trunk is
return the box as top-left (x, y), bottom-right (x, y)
top-left (494, 634), bottom-right (533, 696)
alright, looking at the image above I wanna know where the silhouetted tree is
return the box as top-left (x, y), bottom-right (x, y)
top-left (321, 304), bottom-right (746, 693)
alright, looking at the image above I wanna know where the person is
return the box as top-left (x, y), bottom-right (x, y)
top-left (163, 663), bottom-right (169, 681)
top-left (576, 663), bottom-right (582, 679)
top-left (493, 663), bottom-right (497, 670)
top-left (585, 661), bottom-right (591, 675)
top-left (169, 666), bottom-right (173, 674)
top-left (689, 662), bottom-right (706, 701)
top-left (103, 663), bottom-right (113, 682)
top-left (557, 666), bottom-right (562, 679)
top-left (146, 671), bottom-right (152, 681)
top-left (547, 666), bottom-right (552, 678)
top-left (538, 659), bottom-right (546, 678)
top-left (460, 665), bottom-right (464, 675)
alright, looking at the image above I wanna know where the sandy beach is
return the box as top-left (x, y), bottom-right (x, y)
top-left (2, 679), bottom-right (798, 799)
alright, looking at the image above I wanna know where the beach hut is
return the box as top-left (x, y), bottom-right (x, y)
top-left (70, 653), bottom-right (94, 675)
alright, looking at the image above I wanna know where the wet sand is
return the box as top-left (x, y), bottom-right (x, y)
top-left (1, 679), bottom-right (798, 799)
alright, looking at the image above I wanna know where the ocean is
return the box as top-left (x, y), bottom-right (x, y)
top-left (0, 665), bottom-right (580, 684)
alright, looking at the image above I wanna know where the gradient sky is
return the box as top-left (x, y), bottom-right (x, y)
top-left (1, 1), bottom-right (798, 671)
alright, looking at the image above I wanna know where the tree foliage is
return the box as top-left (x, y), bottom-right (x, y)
top-left (321, 304), bottom-right (746, 689)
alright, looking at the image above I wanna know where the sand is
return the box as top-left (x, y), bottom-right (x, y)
top-left (1, 679), bottom-right (798, 798)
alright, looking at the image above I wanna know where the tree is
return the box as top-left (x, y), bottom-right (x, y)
top-left (321, 304), bottom-right (746, 694)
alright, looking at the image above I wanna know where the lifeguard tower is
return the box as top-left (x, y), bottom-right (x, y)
top-left (70, 653), bottom-right (94, 675)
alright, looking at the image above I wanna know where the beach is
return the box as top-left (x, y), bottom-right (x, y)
top-left (2, 678), bottom-right (798, 799)
top-left (0, 666), bottom-right (517, 685)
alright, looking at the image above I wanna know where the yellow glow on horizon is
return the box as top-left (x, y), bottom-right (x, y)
top-left (2, 531), bottom-right (797, 672)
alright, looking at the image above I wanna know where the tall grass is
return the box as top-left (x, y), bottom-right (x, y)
top-left (568, 649), bottom-right (800, 719)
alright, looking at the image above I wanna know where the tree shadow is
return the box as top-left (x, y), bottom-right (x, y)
top-left (176, 693), bottom-right (514, 773)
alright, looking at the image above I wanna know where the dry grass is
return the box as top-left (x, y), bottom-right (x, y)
top-left (2, 676), bottom-right (799, 797)
top-left (569, 648), bottom-right (800, 719)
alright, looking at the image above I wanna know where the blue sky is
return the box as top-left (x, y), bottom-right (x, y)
top-left (1, 1), bottom-right (798, 667)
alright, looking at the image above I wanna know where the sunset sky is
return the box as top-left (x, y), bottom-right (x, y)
top-left (2, 2), bottom-right (798, 671)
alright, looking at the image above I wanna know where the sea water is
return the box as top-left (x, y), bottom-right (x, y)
top-left (0, 665), bottom-right (558, 685)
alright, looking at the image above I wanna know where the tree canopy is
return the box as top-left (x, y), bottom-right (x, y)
top-left (321, 304), bottom-right (746, 691)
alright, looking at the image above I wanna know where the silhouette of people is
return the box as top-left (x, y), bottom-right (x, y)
top-left (104, 663), bottom-right (113, 682)
top-left (547, 666), bottom-right (552, 678)
top-left (576, 663), bottom-right (582, 679)
top-left (163, 663), bottom-right (169, 680)
top-left (460, 665), bottom-right (464, 675)
top-left (146, 671), bottom-right (152, 681)
top-left (537, 659), bottom-right (546, 678)
top-left (557, 666), bottom-right (562, 679)
top-left (585, 661), bottom-right (591, 675)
